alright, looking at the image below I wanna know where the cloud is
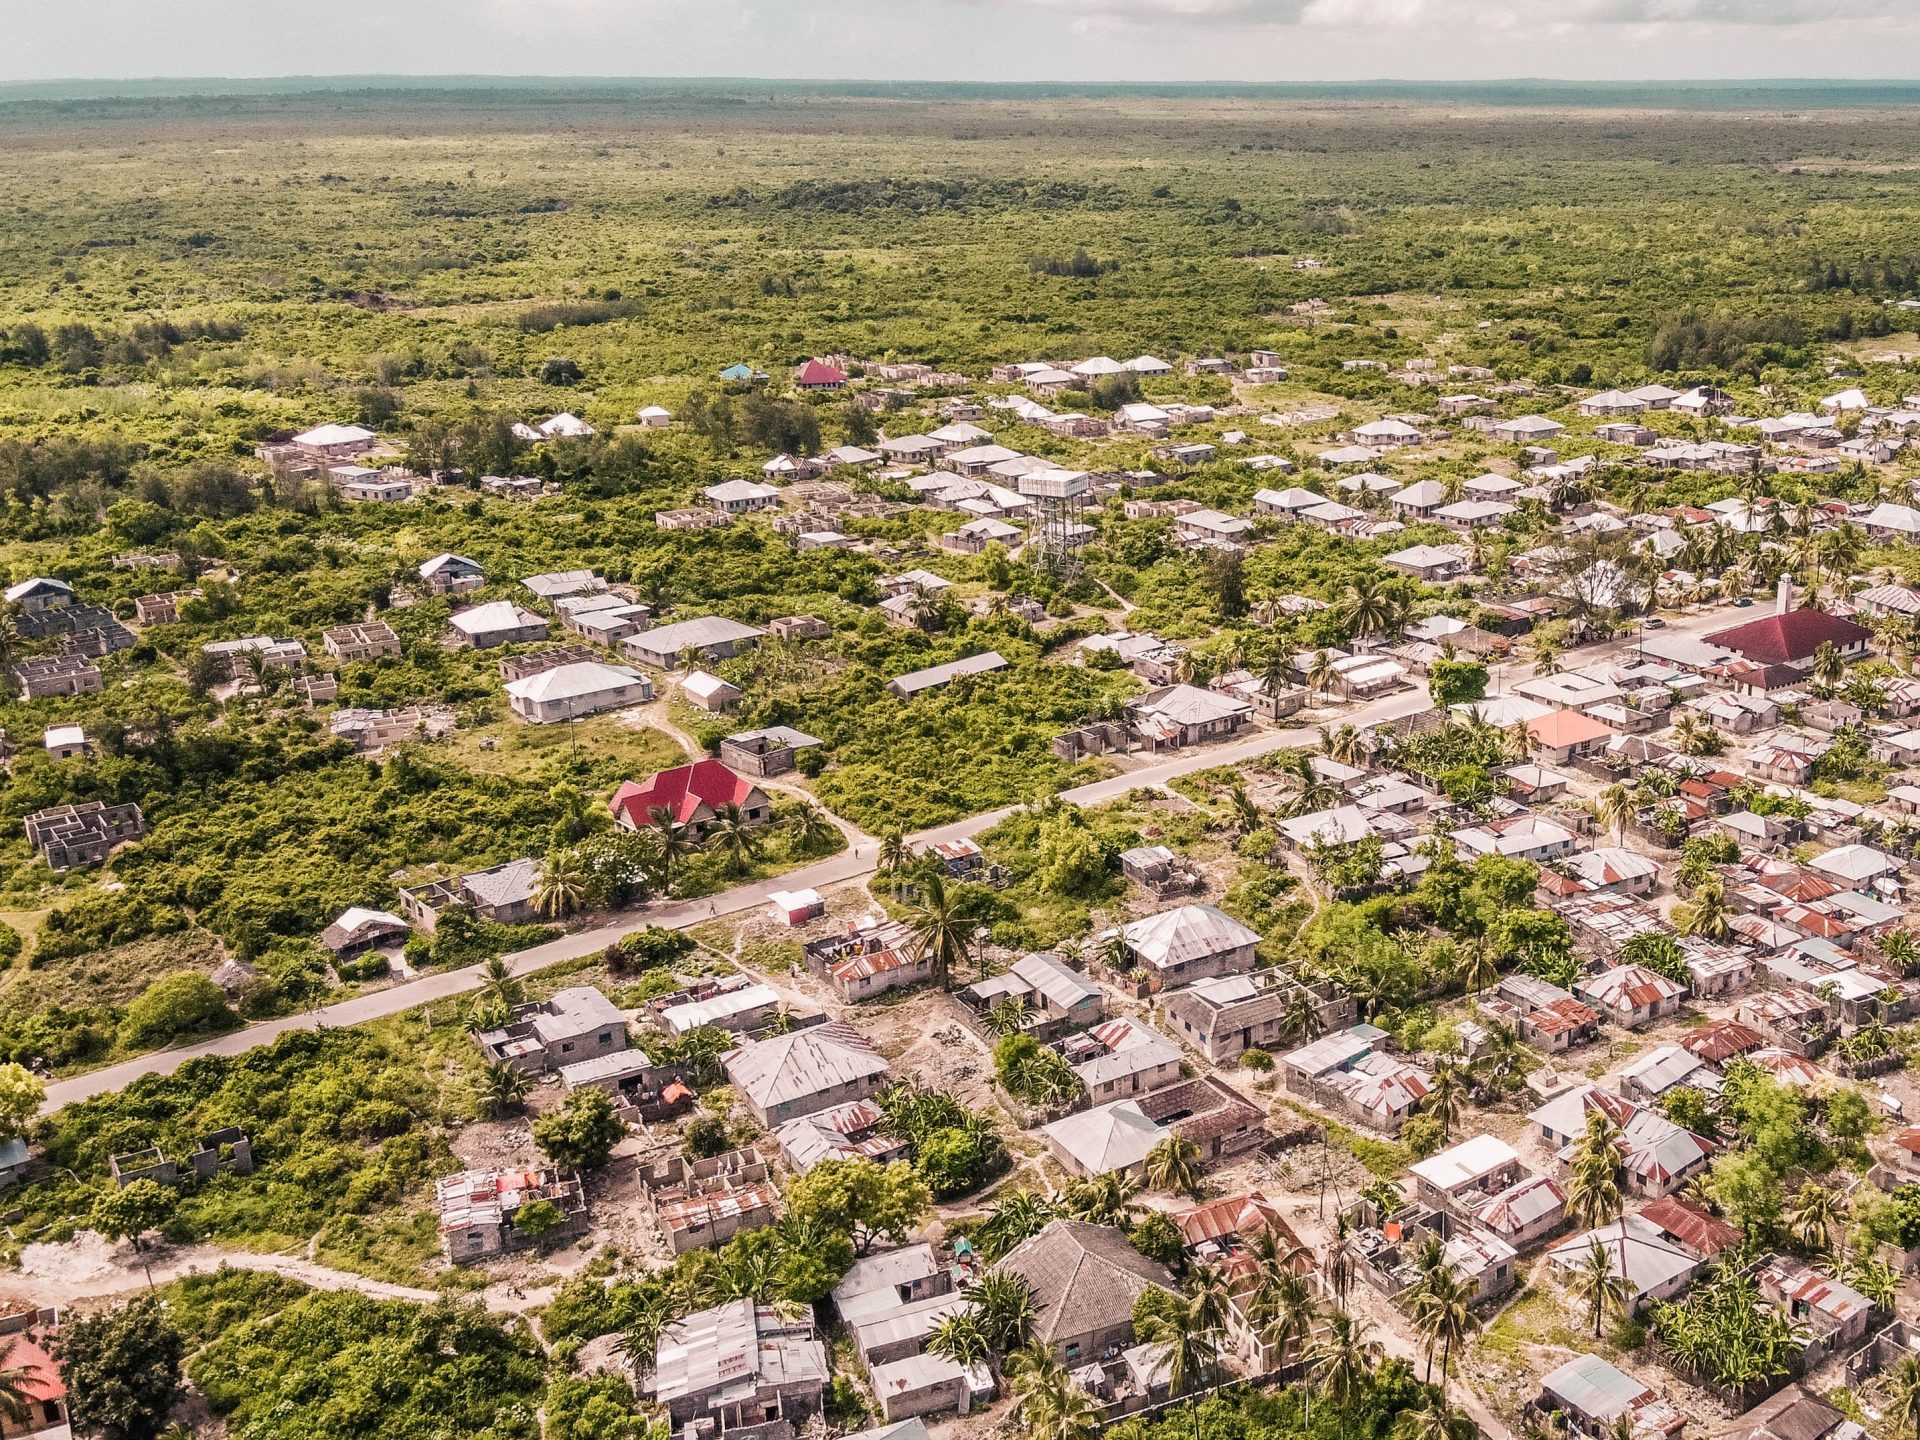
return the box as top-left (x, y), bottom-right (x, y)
top-left (946, 0), bottom-right (1918, 27)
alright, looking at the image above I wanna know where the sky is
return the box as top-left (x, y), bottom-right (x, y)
top-left (5, 0), bottom-right (1920, 84)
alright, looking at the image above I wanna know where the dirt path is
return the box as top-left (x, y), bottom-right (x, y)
top-left (6, 1233), bottom-right (440, 1308)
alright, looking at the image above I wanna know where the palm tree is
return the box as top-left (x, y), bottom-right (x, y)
top-left (612, 1293), bottom-right (671, 1382)
top-left (534, 848), bottom-right (588, 919)
top-left (977, 1188), bottom-right (1053, 1261)
top-left (972, 1271), bottom-right (1040, 1353)
top-left (1266, 752), bottom-right (1340, 818)
top-left (879, 830), bottom-right (912, 884)
top-left (0, 1338), bottom-right (41, 1430)
top-left (1594, 782), bottom-right (1633, 845)
top-left (1566, 1240), bottom-right (1629, 1337)
top-left (926, 1310), bottom-right (993, 1368)
top-left (645, 805), bottom-right (699, 896)
top-left (1459, 944), bottom-right (1500, 997)
top-left (788, 803), bottom-right (837, 852)
top-left (1281, 983), bottom-right (1326, 1044)
top-left (1786, 1182), bottom-right (1845, 1254)
top-left (1425, 1059), bottom-right (1468, 1141)
top-left (1566, 1112), bottom-right (1625, 1232)
top-left (1134, 1291), bottom-right (1222, 1397)
top-left (475, 1060), bottom-right (533, 1119)
top-left (1263, 642), bottom-right (1293, 701)
top-left (1250, 1264), bottom-right (1320, 1367)
top-left (1307, 648), bottom-right (1341, 702)
top-left (1812, 640), bottom-right (1848, 689)
top-left (1395, 1393), bottom-right (1469, 1440)
top-left (987, 995), bottom-right (1032, 1037)
top-left (1007, 1344), bottom-right (1101, 1440)
top-left (1064, 1170), bottom-right (1140, 1228)
top-left (705, 802), bottom-right (762, 876)
top-left (1338, 577), bottom-right (1403, 639)
top-left (1886, 1354), bottom-right (1920, 1440)
top-left (1216, 781), bottom-right (1260, 839)
top-left (906, 869), bottom-right (978, 990)
top-left (1674, 875), bottom-right (1733, 940)
top-left (1475, 1019), bottom-right (1526, 1095)
top-left (1322, 1216), bottom-right (1356, 1308)
top-left (1307, 1312), bottom-right (1378, 1440)
top-left (1145, 1134), bottom-right (1204, 1198)
top-left (478, 954), bottom-right (523, 1013)
top-left (1319, 723), bottom-right (1367, 767)
top-left (1409, 1266), bottom-right (1480, 1387)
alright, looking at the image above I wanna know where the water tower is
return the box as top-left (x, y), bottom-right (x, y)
top-left (1017, 468), bottom-right (1092, 580)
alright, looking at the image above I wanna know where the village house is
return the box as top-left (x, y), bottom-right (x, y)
top-left (319, 906), bottom-right (411, 956)
top-left (1127, 684), bottom-right (1253, 749)
top-left (704, 478), bottom-right (784, 514)
top-left (803, 914), bottom-right (931, 1003)
top-left (658, 977), bottom-right (784, 1036)
top-left (723, 1022), bottom-right (891, 1126)
top-left (1754, 1255), bottom-right (1876, 1356)
top-left (450, 601), bottom-right (549, 649)
top-left (5, 576), bottom-right (73, 616)
top-left (1040, 1074), bottom-right (1268, 1177)
top-left (1529, 1085), bottom-right (1714, 1196)
top-left (1283, 1024), bottom-right (1432, 1135)
top-left (505, 661), bottom-right (653, 723)
top-left (12, 654), bottom-right (102, 700)
top-left (962, 951), bottom-right (1105, 1040)
top-left (1161, 969), bottom-right (1356, 1065)
top-left (1547, 1214), bottom-right (1705, 1314)
top-left (1410, 1134), bottom-right (1568, 1247)
top-left (833, 1247), bottom-right (993, 1423)
top-left (623, 614), bottom-right (766, 670)
top-left (885, 650), bottom-right (1009, 699)
top-left (1347, 1200), bottom-right (1517, 1305)
top-left (474, 986), bottom-right (629, 1073)
top-left (436, 1166), bottom-right (587, 1261)
top-left (397, 856), bottom-right (542, 931)
top-left (23, 800), bottom-right (146, 871)
top-left (1383, 543), bottom-right (1473, 582)
top-left (610, 758), bottom-right (772, 835)
top-left (132, 589), bottom-right (200, 625)
top-left (1115, 904), bottom-right (1260, 987)
top-left (1533, 1354), bottom-right (1684, 1440)
top-left (775, 1098), bottom-right (910, 1175)
top-left (321, 620), bottom-right (402, 664)
top-left (651, 1299), bottom-right (829, 1431)
top-left (1576, 964), bottom-right (1688, 1028)
top-left (994, 1220), bottom-right (1177, 1366)
top-left (1453, 813), bottom-right (1580, 864)
top-left (1067, 1016), bottom-right (1185, 1105)
top-left (1490, 975), bottom-right (1602, 1051)
top-left (642, 1148), bottom-right (781, 1256)
top-left (203, 635), bottom-right (306, 679)
top-left (719, 725), bottom-right (823, 778)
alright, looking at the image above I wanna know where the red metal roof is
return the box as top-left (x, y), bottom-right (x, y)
top-left (610, 758), bottom-right (760, 827)
top-left (1641, 1195), bottom-right (1741, 1257)
top-left (1683, 1019), bottom-right (1766, 1064)
top-left (795, 360), bottom-right (847, 386)
top-left (1707, 609), bottom-right (1872, 666)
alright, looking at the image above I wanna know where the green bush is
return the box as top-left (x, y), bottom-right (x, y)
top-left (120, 973), bottom-right (235, 1049)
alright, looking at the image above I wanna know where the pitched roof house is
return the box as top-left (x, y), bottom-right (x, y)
top-left (609, 759), bottom-right (772, 833)
top-left (723, 1022), bottom-right (891, 1125)
top-left (993, 1220), bottom-right (1177, 1363)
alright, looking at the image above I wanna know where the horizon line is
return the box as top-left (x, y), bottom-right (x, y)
top-left (10, 73), bottom-right (1920, 89)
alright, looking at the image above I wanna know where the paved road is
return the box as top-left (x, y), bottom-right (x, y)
top-left (37, 602), bottom-right (1745, 1113)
